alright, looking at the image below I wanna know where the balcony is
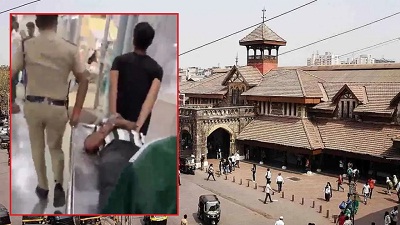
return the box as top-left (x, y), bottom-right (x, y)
top-left (248, 55), bottom-right (277, 61)
top-left (180, 106), bottom-right (255, 120)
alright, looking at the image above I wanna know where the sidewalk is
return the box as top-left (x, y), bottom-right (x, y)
top-left (208, 159), bottom-right (398, 223)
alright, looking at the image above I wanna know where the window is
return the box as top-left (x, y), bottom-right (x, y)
top-left (339, 99), bottom-right (357, 119)
top-left (231, 88), bottom-right (240, 105)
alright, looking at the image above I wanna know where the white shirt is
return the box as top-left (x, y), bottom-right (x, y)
top-left (266, 184), bottom-right (273, 193)
top-left (324, 186), bottom-right (331, 194)
top-left (235, 153), bottom-right (240, 161)
top-left (362, 184), bottom-right (370, 194)
top-left (274, 220), bottom-right (284, 225)
top-left (265, 171), bottom-right (272, 179)
top-left (11, 30), bottom-right (21, 54)
top-left (343, 220), bottom-right (352, 225)
top-left (276, 175), bottom-right (284, 183)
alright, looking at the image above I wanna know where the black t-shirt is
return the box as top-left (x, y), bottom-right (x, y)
top-left (111, 52), bottom-right (163, 135)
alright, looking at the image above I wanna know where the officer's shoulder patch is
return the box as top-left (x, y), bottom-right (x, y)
top-left (62, 38), bottom-right (77, 46)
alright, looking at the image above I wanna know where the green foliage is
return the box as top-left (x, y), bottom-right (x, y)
top-left (0, 65), bottom-right (10, 114)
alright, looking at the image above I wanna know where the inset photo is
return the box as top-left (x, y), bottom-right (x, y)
top-left (10, 13), bottom-right (178, 215)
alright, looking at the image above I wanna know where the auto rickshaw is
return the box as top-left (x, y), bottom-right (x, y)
top-left (79, 216), bottom-right (101, 225)
top-left (179, 156), bottom-right (196, 175)
top-left (197, 195), bottom-right (221, 225)
top-left (0, 204), bottom-right (10, 225)
top-left (143, 216), bottom-right (167, 225)
top-left (22, 216), bottom-right (46, 225)
top-left (47, 216), bottom-right (76, 225)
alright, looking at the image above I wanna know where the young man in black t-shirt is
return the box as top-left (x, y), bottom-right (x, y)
top-left (109, 22), bottom-right (163, 137)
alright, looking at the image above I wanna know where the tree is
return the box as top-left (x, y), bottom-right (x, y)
top-left (0, 65), bottom-right (10, 115)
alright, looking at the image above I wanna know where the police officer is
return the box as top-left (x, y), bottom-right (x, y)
top-left (11, 15), bottom-right (89, 203)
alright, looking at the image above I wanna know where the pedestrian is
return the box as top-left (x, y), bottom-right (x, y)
top-left (181, 214), bottom-right (188, 225)
top-left (200, 154), bottom-right (205, 171)
top-left (217, 148), bottom-right (221, 159)
top-left (11, 15), bottom-right (89, 202)
top-left (230, 155), bottom-right (236, 171)
top-left (348, 181), bottom-right (356, 195)
top-left (347, 166), bottom-right (353, 183)
top-left (11, 16), bottom-right (22, 114)
top-left (179, 170), bottom-right (181, 186)
top-left (109, 22), bottom-right (163, 139)
top-left (276, 173), bottom-right (284, 193)
top-left (224, 159), bottom-right (229, 174)
top-left (393, 175), bottom-right (399, 189)
top-left (396, 182), bottom-right (400, 203)
top-left (218, 159), bottom-right (223, 176)
top-left (235, 151), bottom-right (240, 168)
top-left (228, 158), bottom-right (233, 173)
top-left (263, 181), bottom-right (274, 204)
top-left (328, 181), bottom-right (333, 197)
top-left (207, 164), bottom-right (216, 181)
top-left (296, 155), bottom-right (302, 167)
top-left (337, 174), bottom-right (345, 192)
top-left (352, 168), bottom-right (359, 183)
top-left (387, 177), bottom-right (394, 194)
top-left (265, 168), bottom-right (272, 184)
top-left (339, 159), bottom-right (344, 174)
top-left (251, 164), bottom-right (256, 182)
top-left (368, 178), bottom-right (375, 199)
top-left (391, 206), bottom-right (398, 225)
top-left (385, 211), bottom-right (392, 225)
top-left (274, 216), bottom-right (284, 225)
top-left (324, 183), bottom-right (331, 201)
top-left (343, 216), bottom-right (352, 225)
top-left (362, 182), bottom-right (370, 205)
top-left (336, 211), bottom-right (346, 225)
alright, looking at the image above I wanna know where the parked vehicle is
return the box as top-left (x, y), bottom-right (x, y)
top-left (197, 195), bottom-right (221, 225)
top-left (179, 156), bottom-right (196, 175)
top-left (0, 204), bottom-right (10, 225)
top-left (143, 216), bottom-right (167, 225)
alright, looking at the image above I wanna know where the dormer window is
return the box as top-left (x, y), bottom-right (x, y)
top-left (338, 93), bottom-right (357, 119)
top-left (332, 84), bottom-right (368, 120)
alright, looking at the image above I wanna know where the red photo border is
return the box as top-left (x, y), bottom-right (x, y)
top-left (9, 12), bottom-right (180, 217)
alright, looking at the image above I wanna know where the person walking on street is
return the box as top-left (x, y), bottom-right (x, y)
top-left (336, 211), bottom-right (346, 225)
top-left (265, 168), bottom-right (272, 184)
top-left (327, 182), bottom-right (333, 197)
top-left (347, 166), bottom-right (353, 184)
top-left (391, 206), bottom-right (398, 225)
top-left (362, 182), bottom-right (370, 205)
top-left (368, 178), bottom-right (375, 199)
top-left (276, 173), bottom-right (284, 193)
top-left (263, 181), bottom-right (274, 204)
top-left (343, 216), bottom-right (352, 225)
top-left (251, 164), bottom-right (256, 182)
top-left (181, 214), bottom-right (188, 225)
top-left (387, 177), bottom-right (394, 194)
top-left (337, 174), bottom-right (345, 191)
top-left (200, 154), bottom-right (205, 171)
top-left (218, 159), bottom-right (223, 176)
top-left (324, 183), bottom-right (332, 201)
top-left (217, 148), bottom-right (221, 159)
top-left (274, 216), bottom-right (284, 225)
top-left (11, 15), bottom-right (89, 204)
top-left (385, 211), bottom-right (392, 225)
top-left (393, 175), bottom-right (399, 189)
top-left (207, 164), bottom-right (216, 181)
top-left (235, 151), bottom-right (240, 168)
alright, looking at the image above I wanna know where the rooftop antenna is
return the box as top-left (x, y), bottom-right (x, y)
top-left (235, 53), bottom-right (239, 66)
top-left (261, 7), bottom-right (266, 40)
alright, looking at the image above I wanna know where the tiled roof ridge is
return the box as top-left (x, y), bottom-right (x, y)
top-left (240, 23), bottom-right (286, 43)
top-left (299, 69), bottom-right (327, 82)
top-left (295, 69), bottom-right (306, 97)
top-left (186, 72), bottom-right (226, 91)
top-left (316, 117), bottom-right (400, 127)
top-left (302, 118), bottom-right (324, 150)
top-left (301, 119), bottom-right (314, 150)
top-left (261, 23), bottom-right (286, 42)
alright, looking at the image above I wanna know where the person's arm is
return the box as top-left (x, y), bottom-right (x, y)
top-left (11, 44), bottom-right (24, 80)
top-left (114, 117), bottom-right (137, 131)
top-left (71, 48), bottom-right (89, 115)
top-left (135, 65), bottom-right (163, 132)
top-left (83, 122), bottom-right (115, 151)
top-left (109, 56), bottom-right (120, 115)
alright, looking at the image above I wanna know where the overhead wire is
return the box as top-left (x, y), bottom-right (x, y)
top-left (338, 37), bottom-right (400, 58)
top-left (0, 0), bottom-right (42, 15)
top-left (279, 11), bottom-right (400, 56)
top-left (179, 0), bottom-right (319, 56)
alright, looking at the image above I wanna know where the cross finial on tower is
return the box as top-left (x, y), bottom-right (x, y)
top-left (261, 7), bottom-right (266, 23)
top-left (235, 53), bottom-right (239, 66)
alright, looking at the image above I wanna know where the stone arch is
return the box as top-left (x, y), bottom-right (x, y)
top-left (180, 126), bottom-right (193, 151)
top-left (206, 124), bottom-right (236, 159)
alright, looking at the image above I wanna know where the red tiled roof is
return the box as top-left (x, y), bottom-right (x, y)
top-left (242, 69), bottom-right (324, 98)
top-left (315, 119), bottom-right (400, 158)
top-left (237, 116), bottom-right (323, 150)
top-left (180, 72), bottom-right (227, 95)
top-left (239, 23), bottom-right (286, 44)
top-left (221, 66), bottom-right (263, 87)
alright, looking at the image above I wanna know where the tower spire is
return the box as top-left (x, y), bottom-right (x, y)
top-left (261, 7), bottom-right (266, 23)
top-left (235, 53), bottom-right (239, 66)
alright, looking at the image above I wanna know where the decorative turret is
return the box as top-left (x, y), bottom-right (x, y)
top-left (239, 8), bottom-right (286, 74)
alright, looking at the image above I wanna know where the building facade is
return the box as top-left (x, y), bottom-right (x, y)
top-left (180, 22), bottom-right (400, 180)
top-left (307, 52), bottom-right (341, 66)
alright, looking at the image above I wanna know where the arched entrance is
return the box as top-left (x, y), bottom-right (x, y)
top-left (180, 130), bottom-right (192, 149)
top-left (207, 127), bottom-right (231, 159)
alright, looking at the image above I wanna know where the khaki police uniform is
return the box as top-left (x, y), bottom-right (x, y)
top-left (11, 30), bottom-right (85, 190)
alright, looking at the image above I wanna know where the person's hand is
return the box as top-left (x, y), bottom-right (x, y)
top-left (70, 108), bottom-right (81, 127)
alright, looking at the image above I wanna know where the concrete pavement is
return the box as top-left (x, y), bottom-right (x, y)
top-left (207, 159), bottom-right (398, 224)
